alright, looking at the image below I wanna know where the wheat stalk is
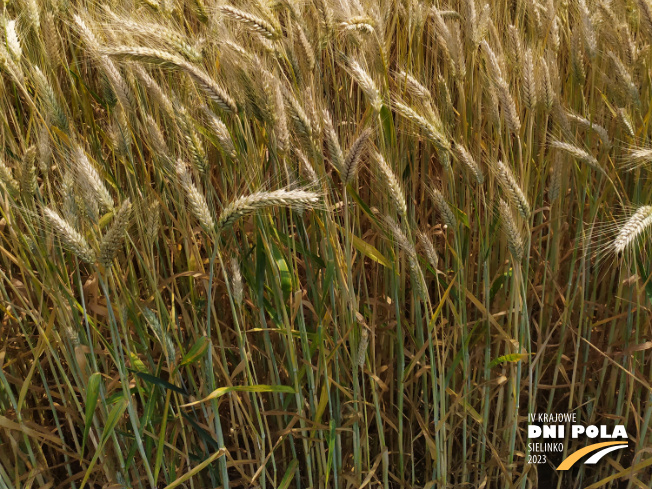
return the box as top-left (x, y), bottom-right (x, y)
top-left (144, 115), bottom-right (172, 166)
top-left (607, 51), bottom-right (640, 106)
top-left (550, 140), bottom-right (601, 172)
top-left (0, 159), bottom-right (19, 197)
top-left (417, 230), bottom-right (439, 272)
top-left (614, 206), bottom-right (652, 255)
top-left (347, 60), bottom-right (383, 112)
top-left (428, 187), bottom-right (457, 230)
top-left (565, 111), bottom-right (611, 147)
top-left (617, 108), bottom-right (635, 139)
top-left (43, 12), bottom-right (62, 67)
top-left (44, 208), bottom-right (96, 264)
top-left (219, 5), bottom-right (280, 40)
top-left (507, 25), bottom-right (523, 76)
top-left (430, 8), bottom-right (465, 79)
top-left (357, 328), bottom-right (369, 367)
top-left (342, 128), bottom-right (372, 185)
top-left (103, 46), bottom-right (237, 114)
top-left (639, 0), bottom-right (652, 38)
top-left (482, 40), bottom-right (521, 133)
top-left (176, 104), bottom-right (207, 174)
top-left (33, 66), bottom-right (68, 130)
top-left (145, 200), bottom-right (160, 245)
top-left (20, 146), bottom-right (37, 197)
top-left (272, 81), bottom-right (290, 151)
top-left (384, 216), bottom-right (428, 300)
top-left (623, 147), bottom-right (652, 170)
top-left (549, 153), bottom-right (563, 203)
top-left (75, 148), bottom-right (114, 212)
top-left (99, 199), bottom-right (132, 268)
top-left (175, 160), bottom-right (215, 232)
top-left (295, 149), bottom-right (320, 185)
top-left (282, 87), bottom-right (313, 138)
top-left (203, 107), bottom-right (237, 158)
top-left (323, 110), bottom-right (345, 173)
top-left (217, 189), bottom-right (320, 231)
top-left (498, 199), bottom-right (524, 261)
top-left (374, 152), bottom-right (408, 220)
top-left (395, 70), bottom-right (432, 102)
top-left (341, 17), bottom-right (375, 34)
top-left (522, 48), bottom-right (536, 111)
top-left (104, 11), bottom-right (202, 61)
top-left (143, 308), bottom-right (176, 362)
top-left (496, 161), bottom-right (530, 219)
top-left (133, 66), bottom-right (175, 116)
top-left (5, 20), bottom-right (22, 61)
top-left (579, 0), bottom-right (597, 59)
top-left (451, 143), bottom-right (484, 185)
top-left (295, 22), bottom-right (315, 72)
top-left (230, 257), bottom-right (244, 306)
top-left (393, 101), bottom-right (449, 151)
top-left (538, 58), bottom-right (554, 113)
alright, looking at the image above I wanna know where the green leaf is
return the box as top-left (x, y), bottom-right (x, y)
top-left (278, 459), bottom-right (299, 489)
top-left (347, 187), bottom-right (382, 226)
top-left (128, 350), bottom-right (148, 373)
top-left (271, 242), bottom-right (292, 300)
top-left (101, 397), bottom-right (128, 444)
top-left (446, 388), bottom-right (483, 423)
top-left (277, 230), bottom-right (325, 268)
top-left (325, 419), bottom-right (336, 487)
top-left (635, 253), bottom-right (652, 305)
top-left (489, 271), bottom-right (510, 302)
top-left (247, 327), bottom-right (306, 339)
top-left (97, 210), bottom-right (115, 230)
top-left (155, 390), bottom-right (173, 481)
top-left (451, 205), bottom-right (470, 228)
top-left (310, 384), bottom-right (330, 441)
top-left (106, 386), bottom-right (137, 405)
top-left (255, 235), bottom-right (267, 299)
top-left (182, 384), bottom-right (295, 407)
top-left (82, 373), bottom-right (102, 454)
top-left (179, 336), bottom-right (210, 367)
top-left (319, 261), bottom-right (336, 316)
top-left (68, 68), bottom-right (106, 107)
top-left (336, 223), bottom-right (393, 269)
top-left (131, 370), bottom-right (188, 395)
top-left (163, 448), bottom-right (227, 489)
top-left (379, 104), bottom-right (396, 149)
top-left (489, 353), bottom-right (529, 368)
top-left (79, 397), bottom-right (128, 489)
top-left (182, 412), bottom-right (220, 451)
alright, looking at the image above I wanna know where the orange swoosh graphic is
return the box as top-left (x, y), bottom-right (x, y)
top-left (557, 441), bottom-right (626, 470)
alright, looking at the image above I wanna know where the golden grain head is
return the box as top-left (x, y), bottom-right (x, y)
top-left (3, 1), bottom-right (652, 487)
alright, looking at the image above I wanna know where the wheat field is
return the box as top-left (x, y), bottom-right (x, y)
top-left (0, 0), bottom-right (651, 487)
